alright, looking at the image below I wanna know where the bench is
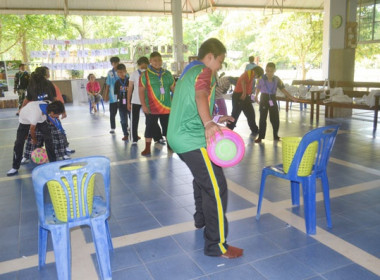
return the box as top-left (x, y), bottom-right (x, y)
top-left (322, 89), bottom-right (380, 131)
top-left (290, 80), bottom-right (380, 131)
top-left (276, 80), bottom-right (327, 121)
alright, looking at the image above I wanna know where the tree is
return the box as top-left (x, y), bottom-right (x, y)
top-left (255, 12), bottom-right (323, 79)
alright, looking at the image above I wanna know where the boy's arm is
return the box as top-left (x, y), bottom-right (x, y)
top-left (14, 73), bottom-right (19, 92)
top-left (255, 88), bottom-right (261, 103)
top-left (195, 89), bottom-right (221, 146)
top-left (281, 88), bottom-right (297, 102)
top-left (139, 86), bottom-right (149, 114)
top-left (240, 78), bottom-right (247, 100)
top-left (127, 81), bottom-right (134, 111)
top-left (30, 124), bottom-right (37, 144)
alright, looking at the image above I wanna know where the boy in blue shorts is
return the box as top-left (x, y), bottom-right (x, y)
top-left (167, 38), bottom-right (243, 259)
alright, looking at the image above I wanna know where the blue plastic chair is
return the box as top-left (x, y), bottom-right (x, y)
top-left (256, 125), bottom-right (340, 234)
top-left (89, 96), bottom-right (105, 113)
top-left (32, 156), bottom-right (113, 280)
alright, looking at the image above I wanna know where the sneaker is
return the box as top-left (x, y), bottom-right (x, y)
top-left (21, 157), bottom-right (29, 165)
top-left (274, 137), bottom-right (281, 141)
top-left (109, 129), bottom-right (115, 134)
top-left (220, 246), bottom-right (244, 259)
top-left (254, 138), bottom-right (262, 143)
top-left (7, 168), bottom-right (18, 176)
top-left (122, 136), bottom-right (129, 141)
top-left (155, 138), bottom-right (166, 144)
top-left (63, 155), bottom-right (71, 160)
top-left (65, 147), bottom-right (75, 153)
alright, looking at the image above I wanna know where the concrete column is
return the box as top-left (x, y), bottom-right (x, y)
top-left (171, 0), bottom-right (184, 75)
top-left (322, 0), bottom-right (358, 117)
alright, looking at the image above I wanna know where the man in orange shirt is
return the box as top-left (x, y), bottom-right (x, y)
top-left (227, 66), bottom-right (263, 133)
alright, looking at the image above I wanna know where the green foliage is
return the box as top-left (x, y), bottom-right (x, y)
top-left (254, 12), bottom-right (323, 79)
top-left (0, 10), bottom-right (378, 76)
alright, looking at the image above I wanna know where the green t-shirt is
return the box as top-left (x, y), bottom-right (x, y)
top-left (140, 67), bottom-right (175, 114)
top-left (167, 64), bottom-right (216, 154)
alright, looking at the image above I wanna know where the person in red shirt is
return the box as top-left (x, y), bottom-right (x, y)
top-left (86, 73), bottom-right (101, 113)
top-left (226, 66), bottom-right (263, 133)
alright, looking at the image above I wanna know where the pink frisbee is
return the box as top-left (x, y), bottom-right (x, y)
top-left (207, 129), bottom-right (245, 167)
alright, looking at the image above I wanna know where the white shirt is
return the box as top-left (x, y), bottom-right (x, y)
top-left (130, 69), bottom-right (145, 105)
top-left (19, 101), bottom-right (47, 125)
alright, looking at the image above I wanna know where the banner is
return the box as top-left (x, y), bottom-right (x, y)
top-left (43, 35), bottom-right (142, 45)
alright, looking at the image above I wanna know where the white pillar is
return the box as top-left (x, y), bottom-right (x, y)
top-left (171, 0), bottom-right (184, 75)
top-left (322, 0), bottom-right (357, 81)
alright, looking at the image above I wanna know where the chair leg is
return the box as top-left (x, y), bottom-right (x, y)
top-left (302, 177), bottom-right (317, 235)
top-left (320, 172), bottom-right (332, 228)
top-left (91, 218), bottom-right (112, 280)
top-left (105, 219), bottom-right (113, 251)
top-left (38, 226), bottom-right (49, 269)
top-left (256, 170), bottom-right (269, 220)
top-left (50, 226), bottom-right (71, 280)
top-left (290, 181), bottom-right (300, 206)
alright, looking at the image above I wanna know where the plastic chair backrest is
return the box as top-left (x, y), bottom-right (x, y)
top-left (286, 125), bottom-right (339, 178)
top-left (32, 156), bottom-right (110, 224)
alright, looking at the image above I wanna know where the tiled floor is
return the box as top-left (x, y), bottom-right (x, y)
top-left (0, 101), bottom-right (380, 279)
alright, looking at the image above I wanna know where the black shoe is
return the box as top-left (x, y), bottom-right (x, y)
top-left (251, 128), bottom-right (259, 134)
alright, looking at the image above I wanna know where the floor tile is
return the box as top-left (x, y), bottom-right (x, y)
top-left (251, 253), bottom-right (317, 280)
top-left (208, 264), bottom-right (266, 280)
top-left (146, 254), bottom-right (204, 280)
top-left (290, 243), bottom-right (352, 273)
top-left (134, 236), bottom-right (184, 263)
top-left (112, 265), bottom-right (153, 280)
top-left (322, 263), bottom-right (379, 280)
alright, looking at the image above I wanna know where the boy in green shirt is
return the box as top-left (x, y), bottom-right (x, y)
top-left (167, 38), bottom-right (243, 259)
top-left (139, 52), bottom-right (175, 155)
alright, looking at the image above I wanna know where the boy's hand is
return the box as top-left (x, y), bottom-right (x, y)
top-left (240, 94), bottom-right (246, 101)
top-left (255, 95), bottom-right (259, 104)
top-left (205, 122), bottom-right (223, 146)
top-left (142, 105), bottom-right (149, 114)
top-left (127, 102), bottom-right (132, 111)
top-left (218, 115), bottom-right (234, 124)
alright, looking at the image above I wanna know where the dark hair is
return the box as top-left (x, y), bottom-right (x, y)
top-left (253, 66), bottom-right (264, 78)
top-left (28, 67), bottom-right (50, 97)
top-left (116, 64), bottom-right (126, 71)
top-left (249, 56), bottom-right (255, 63)
top-left (110, 57), bottom-right (120, 64)
top-left (150, 52), bottom-right (161, 59)
top-left (19, 63), bottom-right (25, 68)
top-left (47, 101), bottom-right (65, 115)
top-left (137, 56), bottom-right (149, 65)
top-left (87, 73), bottom-right (95, 81)
top-left (266, 62), bottom-right (276, 69)
top-left (197, 38), bottom-right (226, 60)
